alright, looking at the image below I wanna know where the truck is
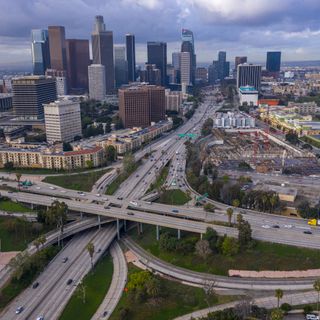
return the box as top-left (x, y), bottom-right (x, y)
top-left (308, 219), bottom-right (320, 226)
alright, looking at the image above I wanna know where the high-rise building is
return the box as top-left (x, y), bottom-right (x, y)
top-left (126, 34), bottom-right (136, 82)
top-left (139, 64), bottom-right (161, 85)
top-left (147, 42), bottom-right (167, 86)
top-left (31, 29), bottom-right (50, 75)
top-left (237, 64), bottom-right (262, 91)
top-left (119, 83), bottom-right (165, 128)
top-left (196, 67), bottom-right (208, 83)
top-left (167, 64), bottom-right (178, 84)
top-left (172, 52), bottom-right (181, 70)
top-left (180, 52), bottom-right (191, 86)
top-left (88, 64), bottom-right (106, 101)
top-left (181, 29), bottom-right (196, 85)
top-left (12, 76), bottom-right (57, 120)
top-left (66, 39), bottom-right (90, 92)
top-left (91, 15), bottom-right (115, 93)
top-left (114, 45), bottom-right (128, 87)
top-left (266, 51), bottom-right (281, 73)
top-left (217, 51), bottom-right (229, 80)
top-left (45, 69), bottom-right (68, 95)
top-left (208, 61), bottom-right (219, 84)
top-left (44, 100), bottom-right (82, 143)
top-left (48, 26), bottom-right (67, 71)
top-left (235, 56), bottom-right (247, 69)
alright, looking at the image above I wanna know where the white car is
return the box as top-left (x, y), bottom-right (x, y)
top-left (49, 186), bottom-right (56, 190)
top-left (130, 201), bottom-right (138, 206)
top-left (283, 224), bottom-right (293, 229)
top-left (36, 187), bottom-right (41, 190)
top-left (262, 225), bottom-right (271, 229)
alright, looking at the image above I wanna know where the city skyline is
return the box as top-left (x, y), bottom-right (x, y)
top-left (1, 0), bottom-right (320, 68)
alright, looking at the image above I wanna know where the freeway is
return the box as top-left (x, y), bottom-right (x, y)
top-left (1, 225), bottom-right (117, 320)
top-left (4, 189), bottom-right (320, 250)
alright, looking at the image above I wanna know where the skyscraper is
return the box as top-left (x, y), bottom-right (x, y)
top-left (237, 64), bottom-right (262, 91)
top-left (139, 64), bottom-right (161, 85)
top-left (181, 29), bottom-right (196, 84)
top-left (48, 26), bottom-right (67, 71)
top-left (218, 51), bottom-right (229, 80)
top-left (208, 61), bottom-right (219, 84)
top-left (66, 39), bottom-right (90, 91)
top-left (266, 51), bottom-right (281, 73)
top-left (180, 52), bottom-right (191, 85)
top-left (88, 64), bottom-right (106, 101)
top-left (12, 76), bottom-right (57, 120)
top-left (147, 42), bottom-right (167, 86)
top-left (114, 45), bottom-right (128, 87)
top-left (119, 84), bottom-right (165, 128)
top-left (31, 29), bottom-right (50, 75)
top-left (235, 56), bottom-right (247, 69)
top-left (126, 34), bottom-right (136, 82)
top-left (91, 16), bottom-right (115, 93)
top-left (172, 52), bottom-right (181, 70)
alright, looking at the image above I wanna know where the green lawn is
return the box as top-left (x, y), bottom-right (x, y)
top-left (109, 264), bottom-right (236, 320)
top-left (0, 217), bottom-right (48, 251)
top-left (59, 254), bottom-right (114, 320)
top-left (147, 165), bottom-right (169, 193)
top-left (128, 225), bottom-right (320, 276)
top-left (156, 189), bottom-right (191, 205)
top-left (43, 169), bottom-right (111, 192)
top-left (0, 200), bottom-right (32, 213)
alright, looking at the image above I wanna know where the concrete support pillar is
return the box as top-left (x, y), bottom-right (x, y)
top-left (140, 223), bottom-right (143, 234)
top-left (156, 225), bottom-right (160, 241)
top-left (124, 220), bottom-right (127, 232)
top-left (177, 229), bottom-right (181, 240)
top-left (30, 203), bottom-right (34, 210)
top-left (98, 215), bottom-right (101, 229)
top-left (200, 233), bottom-right (203, 240)
top-left (117, 219), bottom-right (120, 240)
top-left (80, 212), bottom-right (83, 220)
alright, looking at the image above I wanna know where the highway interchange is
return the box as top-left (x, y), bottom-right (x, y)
top-left (2, 88), bottom-right (320, 319)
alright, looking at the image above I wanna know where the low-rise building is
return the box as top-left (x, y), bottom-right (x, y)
top-left (239, 86), bottom-right (258, 106)
top-left (165, 89), bottom-right (182, 112)
top-left (213, 112), bottom-right (256, 128)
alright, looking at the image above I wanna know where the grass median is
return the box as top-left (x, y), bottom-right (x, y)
top-left (128, 224), bottom-right (320, 276)
top-left (59, 254), bottom-right (113, 320)
top-left (156, 189), bottom-right (191, 205)
top-left (44, 169), bottom-right (111, 192)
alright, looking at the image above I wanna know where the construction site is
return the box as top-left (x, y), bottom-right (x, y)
top-left (204, 128), bottom-right (320, 175)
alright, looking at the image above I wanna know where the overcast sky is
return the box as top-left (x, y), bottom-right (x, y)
top-left (1, 0), bottom-right (320, 68)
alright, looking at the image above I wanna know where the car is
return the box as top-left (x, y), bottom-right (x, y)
top-left (8, 191), bottom-right (13, 194)
top-left (98, 248), bottom-right (102, 253)
top-left (304, 230), bottom-right (313, 235)
top-left (136, 174), bottom-right (139, 177)
top-left (66, 279), bottom-right (73, 285)
top-left (127, 212), bottom-right (134, 216)
top-left (96, 193), bottom-right (101, 197)
top-left (32, 281), bottom-right (39, 289)
top-left (60, 190), bottom-right (66, 193)
top-left (104, 205), bottom-right (110, 209)
top-left (49, 186), bottom-right (56, 190)
top-left (36, 186), bottom-right (41, 190)
top-left (172, 209), bottom-right (179, 213)
top-left (15, 306), bottom-right (24, 314)
top-left (62, 257), bottom-right (68, 263)
top-left (283, 224), bottom-right (293, 229)
top-left (117, 197), bottom-right (123, 200)
top-left (130, 201), bottom-right (138, 206)
top-left (103, 311), bottom-right (108, 317)
top-left (306, 314), bottom-right (319, 320)
top-left (272, 225), bottom-right (280, 229)
top-left (36, 316), bottom-right (44, 320)
top-left (262, 225), bottom-right (270, 229)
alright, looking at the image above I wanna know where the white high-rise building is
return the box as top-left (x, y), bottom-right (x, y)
top-left (56, 76), bottom-right (68, 95)
top-left (180, 52), bottom-right (191, 86)
top-left (44, 100), bottom-right (82, 143)
top-left (88, 64), bottom-right (106, 100)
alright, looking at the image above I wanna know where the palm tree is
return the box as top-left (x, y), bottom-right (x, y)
top-left (38, 235), bottom-right (47, 249)
top-left (33, 238), bottom-right (40, 251)
top-left (270, 195), bottom-right (278, 213)
top-left (16, 172), bottom-right (22, 190)
top-left (86, 242), bottom-right (95, 270)
top-left (314, 279), bottom-right (320, 317)
top-left (226, 208), bottom-right (233, 226)
top-left (232, 199), bottom-right (240, 208)
top-left (275, 288), bottom-right (283, 308)
top-left (261, 194), bottom-right (268, 212)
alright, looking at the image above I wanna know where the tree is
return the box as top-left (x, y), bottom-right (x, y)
top-left (76, 280), bottom-right (87, 304)
top-left (145, 277), bottom-right (161, 298)
top-left (33, 238), bottom-right (41, 252)
top-left (275, 288), bottom-right (283, 308)
top-left (63, 142), bottom-right (73, 151)
top-left (4, 161), bottom-right (14, 170)
top-left (203, 280), bottom-right (216, 308)
top-left (202, 228), bottom-right (218, 251)
top-left (222, 237), bottom-right (239, 256)
top-left (314, 279), bottom-right (320, 317)
top-left (195, 240), bottom-right (211, 259)
top-left (159, 233), bottom-right (177, 252)
top-left (270, 308), bottom-right (284, 320)
top-left (123, 153), bottom-right (135, 173)
top-left (38, 234), bottom-right (46, 248)
top-left (105, 145), bottom-right (117, 162)
top-left (232, 199), bottom-right (240, 208)
top-left (86, 242), bottom-right (95, 270)
top-left (127, 270), bottom-right (152, 291)
top-left (226, 208), bottom-right (233, 226)
top-left (86, 160), bottom-right (94, 169)
top-left (16, 172), bottom-right (22, 190)
top-left (204, 203), bottom-right (215, 212)
top-left (238, 219), bottom-right (252, 248)
top-left (270, 194), bottom-right (279, 213)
